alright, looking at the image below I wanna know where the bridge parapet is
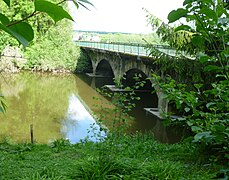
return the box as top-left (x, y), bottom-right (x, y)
top-left (75, 41), bottom-right (177, 57)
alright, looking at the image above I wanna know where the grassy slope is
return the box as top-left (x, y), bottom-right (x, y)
top-left (0, 133), bottom-right (225, 180)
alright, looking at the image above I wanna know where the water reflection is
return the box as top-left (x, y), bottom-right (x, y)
top-left (0, 72), bottom-right (182, 144)
top-left (79, 75), bottom-right (182, 143)
top-left (61, 94), bottom-right (106, 143)
top-left (0, 72), bottom-right (111, 143)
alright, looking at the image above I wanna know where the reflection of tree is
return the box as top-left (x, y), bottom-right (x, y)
top-left (0, 73), bottom-right (26, 99)
top-left (0, 72), bottom-right (78, 143)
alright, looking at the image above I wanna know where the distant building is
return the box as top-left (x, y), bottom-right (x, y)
top-left (72, 31), bottom-right (101, 42)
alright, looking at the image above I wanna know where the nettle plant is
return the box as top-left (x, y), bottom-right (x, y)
top-left (149, 0), bottom-right (229, 161)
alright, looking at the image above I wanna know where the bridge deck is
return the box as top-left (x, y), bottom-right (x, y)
top-left (75, 41), bottom-right (178, 57)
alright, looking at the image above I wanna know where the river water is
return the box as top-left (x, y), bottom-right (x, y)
top-left (0, 72), bottom-right (181, 144)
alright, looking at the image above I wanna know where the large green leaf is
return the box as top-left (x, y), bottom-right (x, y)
top-left (174, 25), bottom-right (192, 32)
top-left (3, 0), bottom-right (10, 7)
top-left (199, 7), bottom-right (217, 21)
top-left (191, 35), bottom-right (205, 48)
top-left (0, 22), bottom-right (33, 46)
top-left (204, 65), bottom-right (222, 72)
top-left (0, 13), bottom-right (10, 25)
top-left (8, 22), bottom-right (34, 42)
top-left (34, 0), bottom-right (73, 23)
top-left (168, 8), bottom-right (189, 23)
top-left (193, 131), bottom-right (212, 142)
top-left (183, 0), bottom-right (195, 6)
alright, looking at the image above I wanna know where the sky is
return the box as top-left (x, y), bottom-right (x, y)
top-left (68, 0), bottom-right (184, 34)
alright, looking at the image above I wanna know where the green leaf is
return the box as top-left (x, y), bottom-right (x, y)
top-left (0, 22), bottom-right (33, 46)
top-left (72, 0), bottom-right (79, 9)
top-left (0, 13), bottom-right (10, 25)
top-left (168, 8), bottom-right (189, 23)
top-left (204, 65), bottom-right (222, 72)
top-left (191, 126), bottom-right (202, 132)
top-left (186, 14), bottom-right (197, 21)
top-left (216, 6), bottom-right (225, 17)
top-left (206, 102), bottom-right (215, 108)
top-left (194, 83), bottom-right (203, 89)
top-left (187, 121), bottom-right (193, 126)
top-left (193, 131), bottom-right (212, 142)
top-left (8, 22), bottom-right (34, 44)
top-left (198, 55), bottom-right (210, 63)
top-left (191, 35), bottom-right (205, 48)
top-left (79, 0), bottom-right (94, 7)
top-left (185, 107), bottom-right (190, 112)
top-left (199, 7), bottom-right (217, 21)
top-left (174, 25), bottom-right (192, 32)
top-left (183, 0), bottom-right (195, 6)
top-left (3, 0), bottom-right (10, 7)
top-left (34, 0), bottom-right (74, 23)
top-left (214, 125), bottom-right (225, 132)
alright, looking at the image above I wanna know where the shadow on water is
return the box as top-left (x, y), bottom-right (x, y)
top-left (78, 74), bottom-right (183, 144)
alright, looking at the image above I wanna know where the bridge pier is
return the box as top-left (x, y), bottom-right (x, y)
top-left (157, 92), bottom-right (168, 114)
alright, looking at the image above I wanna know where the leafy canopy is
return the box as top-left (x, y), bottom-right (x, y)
top-left (0, 0), bottom-right (93, 46)
top-left (147, 0), bottom-right (229, 162)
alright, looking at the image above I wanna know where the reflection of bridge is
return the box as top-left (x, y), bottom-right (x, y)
top-left (76, 41), bottom-right (179, 117)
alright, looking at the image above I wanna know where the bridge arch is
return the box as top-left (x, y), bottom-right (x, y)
top-left (121, 68), bottom-right (159, 108)
top-left (95, 59), bottom-right (115, 78)
top-left (82, 47), bottom-right (169, 113)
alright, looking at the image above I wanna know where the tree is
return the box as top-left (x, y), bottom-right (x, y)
top-left (0, 0), bottom-right (93, 113)
top-left (148, 0), bottom-right (229, 161)
top-left (0, 0), bottom-right (93, 47)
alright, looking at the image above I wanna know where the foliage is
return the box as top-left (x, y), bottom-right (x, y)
top-left (145, 8), bottom-right (196, 55)
top-left (148, 0), bottom-right (229, 162)
top-left (0, 0), bottom-right (93, 112)
top-left (99, 32), bottom-right (161, 44)
top-left (74, 49), bottom-right (93, 73)
top-left (93, 75), bottom-right (145, 136)
top-left (24, 20), bottom-right (80, 71)
top-left (0, 0), bottom-right (92, 46)
top-left (0, 132), bottom-right (225, 179)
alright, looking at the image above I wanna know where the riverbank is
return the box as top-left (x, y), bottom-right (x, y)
top-left (0, 132), bottom-right (227, 179)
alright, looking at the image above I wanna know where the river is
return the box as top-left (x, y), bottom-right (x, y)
top-left (0, 72), bottom-right (181, 144)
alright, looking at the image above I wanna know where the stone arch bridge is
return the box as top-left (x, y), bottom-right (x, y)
top-left (77, 41), bottom-right (178, 117)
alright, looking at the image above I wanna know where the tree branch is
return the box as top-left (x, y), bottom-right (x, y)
top-left (6, 0), bottom-right (69, 27)
top-left (6, 11), bottom-right (39, 27)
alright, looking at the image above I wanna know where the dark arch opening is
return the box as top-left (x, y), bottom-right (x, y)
top-left (95, 59), bottom-right (115, 78)
top-left (122, 68), bottom-right (158, 108)
top-left (122, 69), bottom-right (152, 90)
top-left (94, 59), bottom-right (115, 88)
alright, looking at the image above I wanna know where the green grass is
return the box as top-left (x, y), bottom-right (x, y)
top-left (0, 133), bottom-right (227, 179)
